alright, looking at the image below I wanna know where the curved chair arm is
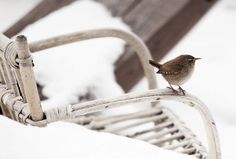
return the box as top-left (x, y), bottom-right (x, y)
top-left (29, 29), bottom-right (157, 90)
top-left (46, 88), bottom-right (220, 159)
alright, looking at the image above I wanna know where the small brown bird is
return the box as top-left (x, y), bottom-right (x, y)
top-left (149, 55), bottom-right (201, 94)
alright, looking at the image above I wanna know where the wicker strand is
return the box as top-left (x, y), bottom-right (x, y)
top-left (3, 43), bottom-right (20, 95)
top-left (0, 84), bottom-right (29, 121)
top-left (87, 108), bottom-right (162, 129)
top-left (3, 41), bottom-right (18, 69)
top-left (101, 114), bottom-right (167, 133)
top-left (150, 132), bottom-right (185, 145)
top-left (44, 105), bottom-right (73, 123)
top-left (127, 121), bottom-right (173, 138)
top-left (135, 127), bottom-right (179, 141)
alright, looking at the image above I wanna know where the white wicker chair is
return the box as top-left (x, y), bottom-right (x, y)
top-left (0, 29), bottom-right (221, 159)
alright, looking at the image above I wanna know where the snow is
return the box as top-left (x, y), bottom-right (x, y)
top-left (0, 115), bottom-right (195, 159)
top-left (0, 0), bottom-right (235, 159)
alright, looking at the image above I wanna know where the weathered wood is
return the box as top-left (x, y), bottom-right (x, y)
top-left (96, 0), bottom-right (141, 17)
top-left (3, 0), bottom-right (76, 38)
top-left (15, 35), bottom-right (44, 121)
top-left (100, 0), bottom-right (217, 92)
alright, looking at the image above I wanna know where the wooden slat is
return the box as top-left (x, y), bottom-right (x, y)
top-left (96, 0), bottom-right (141, 17)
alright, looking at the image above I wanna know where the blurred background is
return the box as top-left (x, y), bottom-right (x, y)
top-left (0, 0), bottom-right (236, 158)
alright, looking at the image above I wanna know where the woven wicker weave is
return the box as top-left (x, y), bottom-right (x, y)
top-left (0, 29), bottom-right (221, 159)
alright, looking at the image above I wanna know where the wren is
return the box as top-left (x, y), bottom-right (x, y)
top-left (149, 55), bottom-right (201, 95)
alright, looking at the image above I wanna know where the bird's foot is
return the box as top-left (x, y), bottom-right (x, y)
top-left (178, 86), bottom-right (186, 95)
top-left (167, 86), bottom-right (178, 94)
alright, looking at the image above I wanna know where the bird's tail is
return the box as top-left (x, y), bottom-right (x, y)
top-left (149, 60), bottom-right (161, 69)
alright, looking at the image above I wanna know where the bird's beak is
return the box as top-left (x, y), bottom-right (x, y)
top-left (194, 58), bottom-right (201, 61)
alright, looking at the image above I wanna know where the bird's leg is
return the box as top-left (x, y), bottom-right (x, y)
top-left (178, 85), bottom-right (186, 95)
top-left (167, 83), bottom-right (178, 94)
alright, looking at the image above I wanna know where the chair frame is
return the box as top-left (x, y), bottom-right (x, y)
top-left (0, 29), bottom-right (221, 159)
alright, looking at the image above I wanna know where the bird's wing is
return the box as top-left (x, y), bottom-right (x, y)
top-left (159, 59), bottom-right (183, 75)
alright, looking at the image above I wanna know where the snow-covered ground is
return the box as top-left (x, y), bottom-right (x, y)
top-left (0, 115), bottom-right (197, 159)
top-left (0, 0), bottom-right (235, 159)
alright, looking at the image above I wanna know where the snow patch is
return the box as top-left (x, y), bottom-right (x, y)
top-left (0, 116), bottom-right (196, 159)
